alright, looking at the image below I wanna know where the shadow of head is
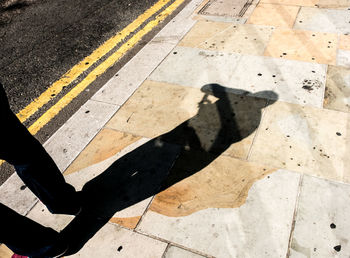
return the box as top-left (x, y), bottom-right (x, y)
top-left (159, 83), bottom-right (278, 154)
top-left (62, 84), bottom-right (278, 253)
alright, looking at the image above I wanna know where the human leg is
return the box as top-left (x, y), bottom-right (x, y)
top-left (0, 203), bottom-right (68, 257)
top-left (0, 83), bottom-right (80, 214)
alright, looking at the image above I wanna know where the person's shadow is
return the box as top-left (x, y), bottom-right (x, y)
top-left (60, 84), bottom-right (278, 254)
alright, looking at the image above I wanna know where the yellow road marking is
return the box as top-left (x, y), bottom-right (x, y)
top-left (15, 0), bottom-right (172, 123)
top-left (28, 0), bottom-right (185, 135)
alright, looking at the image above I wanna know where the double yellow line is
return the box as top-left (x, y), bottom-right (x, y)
top-left (0, 0), bottom-right (186, 166)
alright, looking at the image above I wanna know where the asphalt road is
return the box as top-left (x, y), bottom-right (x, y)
top-left (0, 0), bottom-right (188, 184)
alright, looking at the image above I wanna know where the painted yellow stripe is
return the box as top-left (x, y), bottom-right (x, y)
top-left (15, 0), bottom-right (171, 123)
top-left (28, 0), bottom-right (185, 135)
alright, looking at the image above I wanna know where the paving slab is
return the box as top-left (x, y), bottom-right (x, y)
top-left (249, 101), bottom-right (350, 183)
top-left (43, 100), bottom-right (119, 172)
top-left (294, 7), bottom-right (350, 34)
top-left (247, 3), bottom-right (300, 28)
top-left (264, 28), bottom-right (338, 65)
top-left (324, 65), bottom-right (350, 112)
top-left (0, 173), bottom-right (37, 215)
top-left (138, 164), bottom-right (300, 257)
top-left (227, 54), bottom-right (327, 107)
top-left (164, 246), bottom-right (206, 257)
top-left (259, 0), bottom-right (319, 6)
top-left (198, 0), bottom-right (249, 17)
top-left (67, 223), bottom-right (168, 257)
top-left (317, 0), bottom-right (350, 9)
top-left (179, 21), bottom-right (275, 55)
top-left (149, 46), bottom-right (327, 107)
top-left (194, 14), bottom-right (247, 24)
top-left (289, 175), bottom-right (350, 257)
top-left (337, 49), bottom-right (350, 68)
top-left (106, 80), bottom-right (270, 160)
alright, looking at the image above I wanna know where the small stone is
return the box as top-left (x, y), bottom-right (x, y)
top-left (330, 223), bottom-right (336, 229)
top-left (336, 132), bottom-right (341, 136)
top-left (20, 185), bottom-right (26, 190)
top-left (118, 246), bottom-right (123, 252)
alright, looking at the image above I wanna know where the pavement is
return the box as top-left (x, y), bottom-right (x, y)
top-left (1, 0), bottom-right (350, 257)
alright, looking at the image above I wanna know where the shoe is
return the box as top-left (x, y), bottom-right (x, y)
top-left (12, 255), bottom-right (28, 258)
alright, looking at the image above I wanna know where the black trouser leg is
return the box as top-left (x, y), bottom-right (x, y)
top-left (0, 83), bottom-right (79, 214)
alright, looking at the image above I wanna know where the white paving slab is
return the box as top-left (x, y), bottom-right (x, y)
top-left (164, 246), bottom-right (206, 258)
top-left (91, 0), bottom-right (202, 105)
top-left (138, 170), bottom-right (300, 258)
top-left (44, 100), bottom-right (118, 172)
top-left (337, 49), bottom-right (350, 68)
top-left (294, 7), bottom-right (350, 34)
top-left (69, 223), bottom-right (168, 257)
top-left (290, 175), bottom-right (350, 257)
top-left (0, 173), bottom-right (37, 215)
top-left (150, 46), bottom-right (327, 107)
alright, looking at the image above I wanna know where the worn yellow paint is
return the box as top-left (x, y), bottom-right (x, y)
top-left (15, 0), bottom-right (171, 124)
top-left (27, 0), bottom-right (185, 135)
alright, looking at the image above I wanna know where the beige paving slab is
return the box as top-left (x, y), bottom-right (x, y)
top-left (198, 0), bottom-right (248, 17)
top-left (259, 0), bottom-right (319, 6)
top-left (290, 175), bottom-right (350, 257)
top-left (264, 28), bottom-right (338, 65)
top-left (0, 244), bottom-right (13, 258)
top-left (106, 80), bottom-right (269, 160)
top-left (247, 3), bottom-right (300, 28)
top-left (179, 20), bottom-right (275, 55)
top-left (68, 223), bottom-right (168, 257)
top-left (339, 34), bottom-right (350, 51)
top-left (249, 101), bottom-right (350, 183)
top-left (337, 49), bottom-right (350, 67)
top-left (61, 127), bottom-right (180, 229)
top-left (324, 65), bottom-right (350, 112)
top-left (164, 246), bottom-right (206, 258)
top-left (138, 160), bottom-right (300, 257)
top-left (294, 7), bottom-right (350, 34)
top-left (317, 0), bottom-right (350, 9)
